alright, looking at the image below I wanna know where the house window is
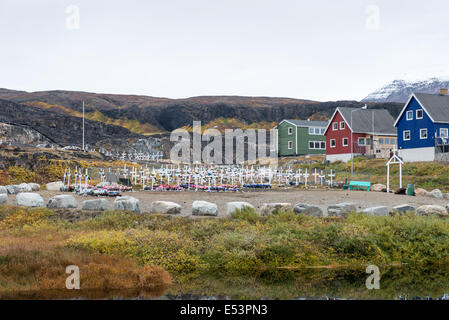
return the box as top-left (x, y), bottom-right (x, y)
top-left (403, 130), bottom-right (411, 141)
top-left (333, 123), bottom-right (338, 131)
top-left (416, 109), bottom-right (423, 119)
top-left (389, 138), bottom-right (396, 145)
top-left (420, 128), bottom-right (428, 139)
top-left (379, 138), bottom-right (384, 144)
top-left (309, 141), bottom-right (325, 150)
top-left (340, 121), bottom-right (345, 130)
top-left (321, 128), bottom-right (326, 134)
top-left (315, 128), bottom-right (320, 135)
top-left (330, 139), bottom-right (336, 148)
top-left (358, 137), bottom-right (366, 146)
top-left (288, 127), bottom-right (293, 135)
top-left (288, 141), bottom-right (293, 149)
top-left (440, 128), bottom-right (449, 138)
top-left (406, 111), bottom-right (413, 120)
top-left (342, 137), bottom-right (349, 147)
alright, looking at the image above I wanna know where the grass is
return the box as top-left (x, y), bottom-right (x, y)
top-left (284, 156), bottom-right (449, 192)
top-left (2, 205), bottom-right (449, 298)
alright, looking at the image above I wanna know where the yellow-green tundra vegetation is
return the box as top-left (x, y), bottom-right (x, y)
top-left (2, 203), bottom-right (449, 299)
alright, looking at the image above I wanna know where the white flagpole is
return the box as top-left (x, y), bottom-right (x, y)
top-left (82, 101), bottom-right (85, 151)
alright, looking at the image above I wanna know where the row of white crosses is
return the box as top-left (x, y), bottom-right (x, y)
top-left (118, 164), bottom-right (338, 190)
top-left (63, 167), bottom-right (90, 190)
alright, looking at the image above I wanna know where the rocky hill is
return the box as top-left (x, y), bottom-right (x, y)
top-left (0, 89), bottom-right (403, 134)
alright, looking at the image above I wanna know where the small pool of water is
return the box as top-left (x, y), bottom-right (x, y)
top-left (3, 265), bottom-right (449, 300)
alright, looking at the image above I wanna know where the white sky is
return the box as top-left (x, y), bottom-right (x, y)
top-left (1, 0), bottom-right (448, 101)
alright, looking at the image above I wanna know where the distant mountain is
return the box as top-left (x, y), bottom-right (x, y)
top-left (362, 77), bottom-right (449, 103)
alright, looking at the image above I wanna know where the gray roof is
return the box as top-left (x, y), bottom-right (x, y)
top-left (414, 93), bottom-right (449, 123)
top-left (285, 119), bottom-right (328, 127)
top-left (338, 107), bottom-right (397, 135)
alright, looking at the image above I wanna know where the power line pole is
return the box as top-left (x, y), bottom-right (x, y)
top-left (82, 101), bottom-right (85, 151)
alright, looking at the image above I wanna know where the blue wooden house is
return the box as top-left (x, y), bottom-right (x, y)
top-left (394, 89), bottom-right (449, 162)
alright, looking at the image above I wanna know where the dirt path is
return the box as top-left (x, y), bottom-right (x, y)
top-left (7, 189), bottom-right (449, 217)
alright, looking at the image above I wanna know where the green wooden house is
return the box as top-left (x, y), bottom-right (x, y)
top-left (274, 119), bottom-right (328, 157)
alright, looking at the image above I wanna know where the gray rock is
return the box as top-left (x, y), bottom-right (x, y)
top-left (426, 189), bottom-right (443, 199)
top-left (444, 193), bottom-right (449, 200)
top-left (417, 205), bottom-right (448, 217)
top-left (81, 199), bottom-right (109, 211)
top-left (260, 203), bottom-right (292, 216)
top-left (226, 202), bottom-right (255, 217)
top-left (327, 202), bottom-right (357, 217)
top-left (192, 200), bottom-right (218, 216)
top-left (47, 195), bottom-right (78, 209)
top-left (362, 206), bottom-right (389, 216)
top-left (17, 183), bottom-right (32, 193)
top-left (293, 203), bottom-right (324, 217)
top-left (28, 183), bottom-right (41, 191)
top-left (0, 186), bottom-right (7, 194)
top-left (113, 196), bottom-right (141, 213)
top-left (392, 204), bottom-right (416, 215)
top-left (46, 181), bottom-right (64, 191)
top-left (16, 193), bottom-right (44, 207)
top-left (150, 201), bottom-right (182, 214)
top-left (6, 185), bottom-right (20, 195)
top-left (0, 193), bottom-right (8, 204)
top-left (371, 184), bottom-right (387, 192)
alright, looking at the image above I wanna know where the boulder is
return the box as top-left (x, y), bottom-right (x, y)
top-left (81, 199), bottom-right (110, 211)
top-left (16, 193), bottom-right (44, 207)
top-left (17, 183), bottom-right (32, 193)
top-left (150, 201), bottom-right (182, 214)
top-left (327, 202), bottom-right (357, 217)
top-left (426, 189), bottom-right (443, 199)
top-left (28, 183), bottom-right (41, 191)
top-left (113, 196), bottom-right (141, 213)
top-left (444, 193), bottom-right (449, 200)
top-left (226, 202), bottom-right (255, 217)
top-left (293, 203), bottom-right (324, 217)
top-left (362, 206), bottom-right (389, 216)
top-left (192, 200), bottom-right (218, 216)
top-left (6, 185), bottom-right (20, 195)
top-left (260, 203), bottom-right (292, 216)
top-left (392, 204), bottom-right (416, 215)
top-left (46, 181), bottom-right (64, 191)
top-left (415, 188), bottom-right (428, 197)
top-left (371, 184), bottom-right (387, 192)
top-left (416, 205), bottom-right (448, 217)
top-left (0, 193), bottom-right (7, 204)
top-left (0, 186), bottom-right (7, 194)
top-left (47, 195), bottom-right (78, 209)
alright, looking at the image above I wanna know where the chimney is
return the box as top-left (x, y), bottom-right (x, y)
top-left (440, 88), bottom-right (448, 95)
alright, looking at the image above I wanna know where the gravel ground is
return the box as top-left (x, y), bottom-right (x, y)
top-left (5, 189), bottom-right (449, 218)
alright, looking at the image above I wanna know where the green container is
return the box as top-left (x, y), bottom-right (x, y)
top-left (407, 184), bottom-right (415, 196)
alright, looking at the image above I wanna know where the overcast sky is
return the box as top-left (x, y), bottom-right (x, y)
top-left (1, 0), bottom-right (448, 101)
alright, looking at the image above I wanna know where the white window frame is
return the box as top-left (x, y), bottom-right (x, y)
top-left (406, 111), bottom-right (413, 121)
top-left (320, 141), bottom-right (325, 149)
top-left (420, 128), bottom-right (428, 140)
top-left (332, 123), bottom-right (338, 131)
top-left (309, 141), bottom-right (325, 150)
top-left (330, 139), bottom-right (336, 148)
top-left (342, 137), bottom-right (349, 147)
top-left (403, 130), bottom-right (411, 141)
top-left (340, 121), bottom-right (345, 130)
top-left (288, 127), bottom-right (293, 135)
top-left (309, 127), bottom-right (314, 135)
top-left (320, 128), bottom-right (325, 134)
top-left (288, 141), bottom-right (293, 149)
top-left (440, 128), bottom-right (449, 138)
top-left (416, 109), bottom-right (423, 119)
top-left (358, 137), bottom-right (366, 146)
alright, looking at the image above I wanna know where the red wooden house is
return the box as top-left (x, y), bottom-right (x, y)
top-left (324, 107), bottom-right (397, 162)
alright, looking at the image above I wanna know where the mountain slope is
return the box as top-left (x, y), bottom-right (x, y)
top-left (0, 89), bottom-right (402, 133)
top-left (362, 77), bottom-right (449, 103)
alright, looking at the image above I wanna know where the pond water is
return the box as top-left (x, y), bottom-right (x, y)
top-left (3, 266), bottom-right (449, 300)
